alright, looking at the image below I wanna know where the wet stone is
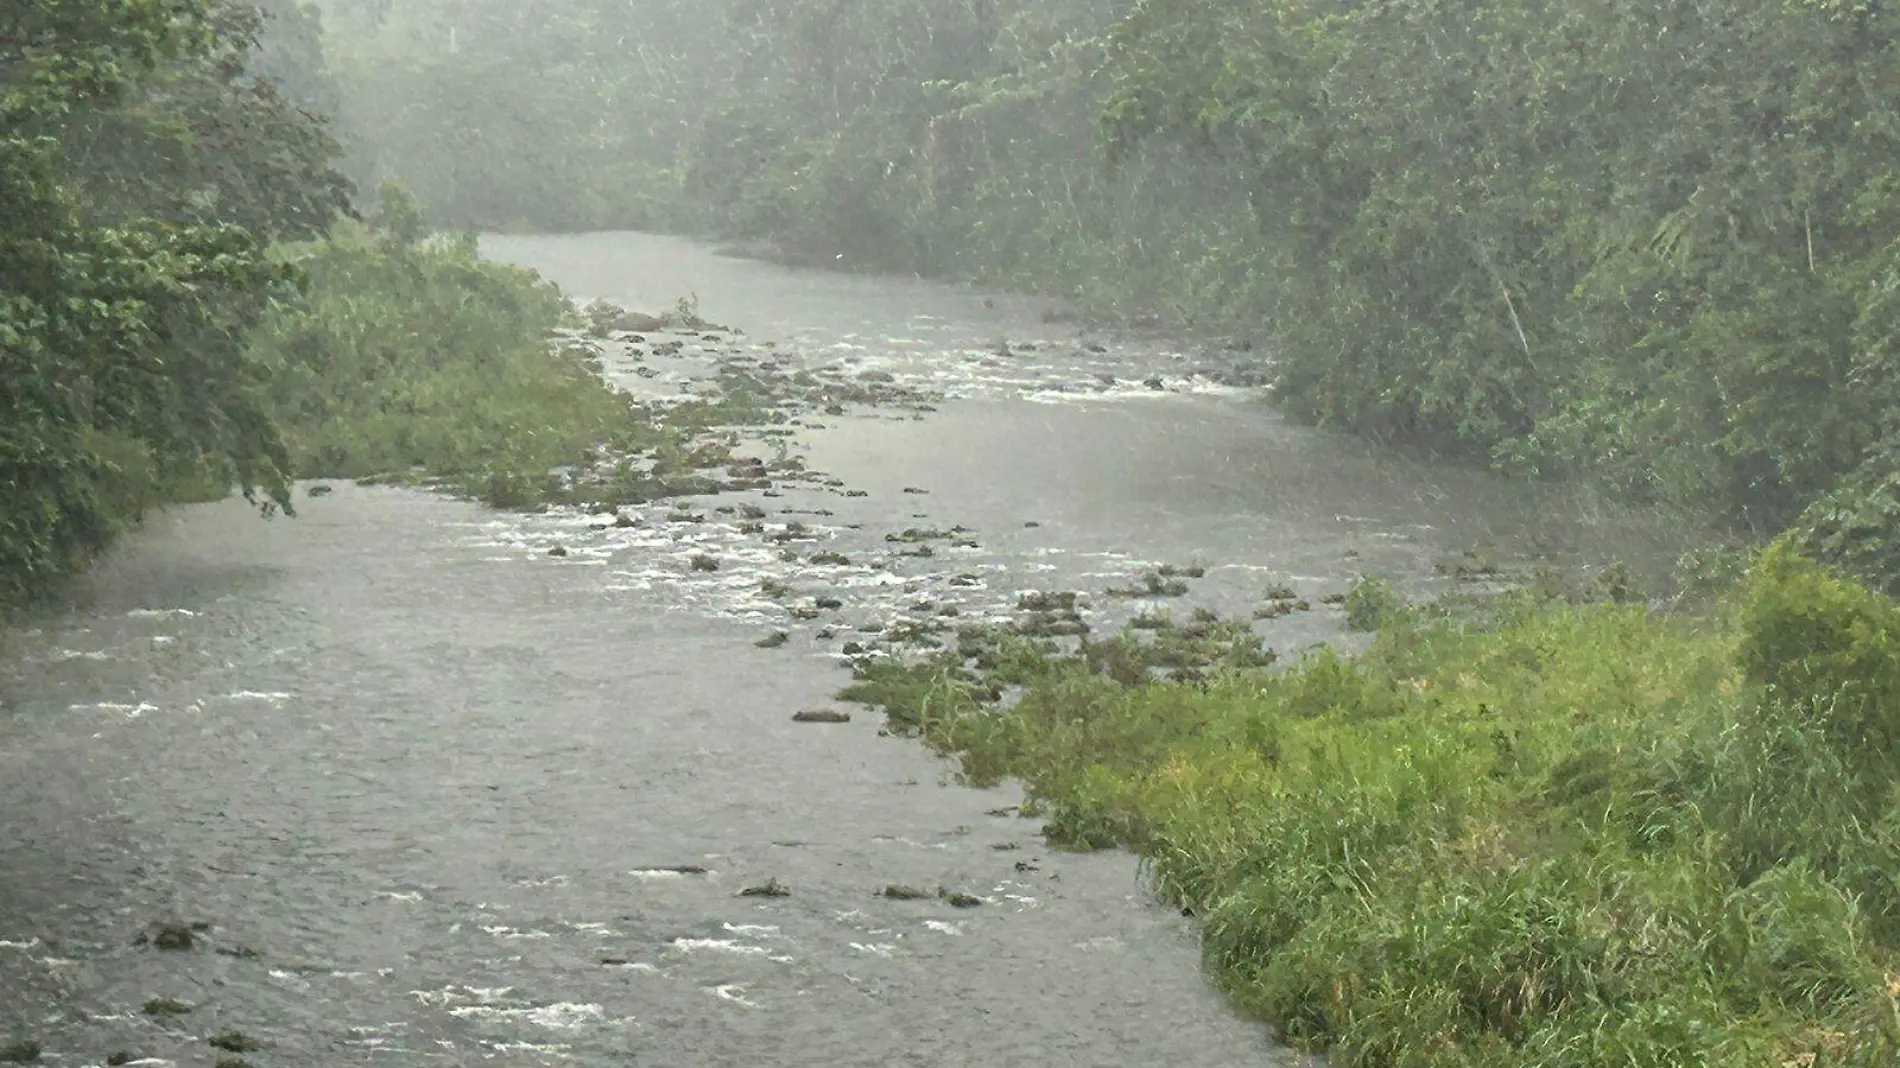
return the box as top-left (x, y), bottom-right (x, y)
top-left (209, 1032), bottom-right (265, 1053)
top-left (140, 921), bottom-right (202, 951)
top-left (142, 998), bottom-right (192, 1017)
top-left (792, 709), bottom-right (851, 723)
top-left (739, 878), bottom-right (791, 898)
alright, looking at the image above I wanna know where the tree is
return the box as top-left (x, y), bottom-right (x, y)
top-left (1, 0), bottom-right (351, 608)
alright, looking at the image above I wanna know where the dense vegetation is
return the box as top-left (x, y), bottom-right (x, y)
top-left (0, 1), bottom-right (655, 611)
top-left (2, 0), bottom-right (334, 608)
top-left (842, 546), bottom-right (1900, 1065)
top-left (315, 0), bottom-right (1900, 588)
top-left (14, 6), bottom-right (1900, 1062)
top-left (254, 200), bottom-right (672, 508)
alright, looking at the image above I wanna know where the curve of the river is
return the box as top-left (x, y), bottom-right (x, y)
top-left (0, 231), bottom-right (1691, 1068)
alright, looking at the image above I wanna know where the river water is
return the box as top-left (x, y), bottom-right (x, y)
top-left (0, 232), bottom-right (1689, 1067)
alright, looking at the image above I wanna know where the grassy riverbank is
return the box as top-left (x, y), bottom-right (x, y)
top-left (841, 545), bottom-right (1900, 1066)
top-left (251, 207), bottom-right (688, 509)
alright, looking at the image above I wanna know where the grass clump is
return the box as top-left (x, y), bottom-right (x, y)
top-left (842, 542), bottom-right (1900, 1066)
top-left (252, 200), bottom-right (688, 510)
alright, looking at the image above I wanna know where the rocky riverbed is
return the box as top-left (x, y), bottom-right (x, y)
top-left (0, 231), bottom-right (1694, 1067)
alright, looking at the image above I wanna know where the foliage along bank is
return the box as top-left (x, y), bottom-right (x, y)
top-left (841, 545), bottom-right (1900, 1067)
top-left (0, 2), bottom-right (672, 613)
top-left (1, 1), bottom-right (340, 610)
top-left (316, 0), bottom-right (1900, 591)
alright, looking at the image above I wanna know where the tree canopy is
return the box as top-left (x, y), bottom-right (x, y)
top-left (1, 0), bottom-right (352, 606)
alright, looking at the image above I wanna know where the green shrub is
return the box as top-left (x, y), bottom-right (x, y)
top-left (1344, 574), bottom-right (1406, 632)
top-left (1738, 541), bottom-right (1900, 771)
top-left (250, 217), bottom-right (659, 505)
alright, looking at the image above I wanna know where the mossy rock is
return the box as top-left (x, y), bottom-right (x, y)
top-left (210, 1031), bottom-right (265, 1053)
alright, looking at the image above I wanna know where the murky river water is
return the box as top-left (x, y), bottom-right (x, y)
top-left (1, 232), bottom-right (1690, 1067)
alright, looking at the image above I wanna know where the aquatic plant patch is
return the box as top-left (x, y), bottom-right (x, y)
top-left (839, 544), bottom-right (1900, 1067)
top-left (250, 221), bottom-right (703, 509)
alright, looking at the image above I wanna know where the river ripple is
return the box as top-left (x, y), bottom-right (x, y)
top-left (0, 230), bottom-right (1689, 1067)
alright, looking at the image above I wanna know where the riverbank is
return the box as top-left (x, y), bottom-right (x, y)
top-left (836, 547), bottom-right (1900, 1066)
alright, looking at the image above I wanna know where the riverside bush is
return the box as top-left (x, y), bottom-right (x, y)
top-left (251, 210), bottom-right (662, 505)
top-left (842, 548), bottom-right (1900, 1066)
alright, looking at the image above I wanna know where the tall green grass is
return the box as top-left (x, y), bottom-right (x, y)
top-left (844, 545), bottom-right (1900, 1066)
top-left (250, 217), bottom-right (663, 506)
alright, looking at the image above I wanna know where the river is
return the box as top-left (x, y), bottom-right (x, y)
top-left (0, 231), bottom-right (1689, 1067)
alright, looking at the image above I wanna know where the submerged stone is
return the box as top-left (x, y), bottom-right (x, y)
top-left (209, 1032), bottom-right (265, 1054)
top-left (141, 922), bottom-right (199, 951)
